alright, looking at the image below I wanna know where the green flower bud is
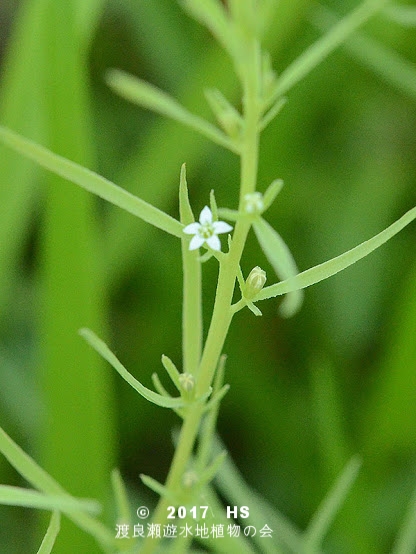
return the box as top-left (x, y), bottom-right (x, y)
top-left (182, 470), bottom-right (199, 489)
top-left (179, 372), bottom-right (195, 394)
top-left (243, 192), bottom-right (264, 215)
top-left (244, 266), bottom-right (267, 299)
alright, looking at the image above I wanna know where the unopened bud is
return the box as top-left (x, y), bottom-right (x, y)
top-left (179, 373), bottom-right (195, 393)
top-left (244, 266), bottom-right (267, 299)
top-left (243, 192), bottom-right (264, 214)
top-left (182, 470), bottom-right (198, 489)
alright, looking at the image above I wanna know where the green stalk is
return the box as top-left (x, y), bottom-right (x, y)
top-left (140, 28), bottom-right (262, 554)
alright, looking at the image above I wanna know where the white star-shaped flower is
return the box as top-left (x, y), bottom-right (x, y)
top-left (183, 206), bottom-right (233, 251)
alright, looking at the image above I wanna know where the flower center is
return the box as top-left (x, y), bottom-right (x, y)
top-left (198, 223), bottom-right (214, 239)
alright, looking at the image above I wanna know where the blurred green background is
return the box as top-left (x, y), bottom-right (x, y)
top-left (0, 0), bottom-right (416, 552)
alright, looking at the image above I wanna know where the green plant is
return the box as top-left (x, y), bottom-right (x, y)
top-left (1, 1), bottom-right (416, 553)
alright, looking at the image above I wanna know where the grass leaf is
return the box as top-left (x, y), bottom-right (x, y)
top-left (268, 0), bottom-right (389, 104)
top-left (37, 512), bottom-right (60, 554)
top-left (0, 125), bottom-right (183, 238)
top-left (303, 456), bottom-right (362, 551)
top-left (0, 485), bottom-right (100, 514)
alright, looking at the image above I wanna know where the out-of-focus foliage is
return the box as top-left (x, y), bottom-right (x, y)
top-left (0, 1), bottom-right (415, 552)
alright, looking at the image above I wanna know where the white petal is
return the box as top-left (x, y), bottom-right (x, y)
top-left (199, 206), bottom-right (213, 225)
top-left (183, 222), bottom-right (201, 235)
top-left (206, 234), bottom-right (221, 251)
top-left (213, 221), bottom-right (233, 234)
top-left (189, 235), bottom-right (205, 250)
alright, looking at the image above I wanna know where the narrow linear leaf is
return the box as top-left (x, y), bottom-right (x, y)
top-left (257, 206), bottom-right (416, 302)
top-left (384, 5), bottom-right (416, 27)
top-left (0, 125), bottom-right (182, 238)
top-left (140, 474), bottom-right (175, 501)
top-left (37, 512), bottom-right (60, 554)
top-left (312, 4), bottom-right (416, 102)
top-left (111, 469), bottom-right (132, 526)
top-left (0, 485), bottom-right (100, 514)
top-left (106, 69), bottom-right (238, 153)
top-left (263, 179), bottom-right (284, 212)
top-left (181, 0), bottom-right (236, 61)
top-left (179, 163), bottom-right (195, 225)
top-left (0, 426), bottom-right (114, 549)
top-left (253, 217), bottom-right (303, 317)
top-left (152, 373), bottom-right (173, 398)
top-left (161, 354), bottom-right (182, 391)
top-left (303, 456), bottom-right (362, 551)
top-left (180, 163), bottom-right (203, 374)
top-left (199, 451), bottom-right (226, 488)
top-left (79, 328), bottom-right (186, 409)
top-left (268, 0), bottom-right (389, 104)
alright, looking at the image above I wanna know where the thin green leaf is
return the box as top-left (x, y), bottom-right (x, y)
top-left (180, 164), bottom-right (203, 375)
top-left (37, 512), bottom-right (60, 554)
top-left (140, 474), bottom-right (175, 501)
top-left (106, 69), bottom-right (238, 153)
top-left (392, 479), bottom-right (416, 554)
top-left (257, 206), bottom-right (416, 302)
top-left (384, 5), bottom-right (416, 27)
top-left (161, 354), bottom-right (182, 392)
top-left (253, 217), bottom-right (303, 317)
top-left (303, 456), bottom-right (362, 551)
top-left (259, 97), bottom-right (287, 131)
top-left (111, 469), bottom-right (132, 525)
top-left (312, 4), bottom-right (416, 102)
top-left (79, 328), bottom-right (186, 409)
top-left (263, 179), bottom-right (284, 212)
top-left (152, 373), bottom-right (173, 398)
top-left (0, 125), bottom-right (182, 238)
top-left (199, 451), bottom-right (226, 487)
top-left (181, 0), bottom-right (237, 61)
top-left (204, 384), bottom-right (230, 412)
top-left (267, 0), bottom-right (389, 105)
top-left (0, 485), bottom-right (100, 514)
top-left (0, 426), bottom-right (114, 549)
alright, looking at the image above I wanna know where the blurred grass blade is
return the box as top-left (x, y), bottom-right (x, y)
top-left (303, 456), bottom-right (362, 551)
top-left (0, 125), bottom-right (183, 238)
top-left (79, 328), bottom-right (186, 409)
top-left (257, 205), bottom-right (416, 301)
top-left (111, 469), bottom-right (131, 525)
top-left (384, 5), bottom-right (416, 27)
top-left (0, 426), bottom-right (114, 549)
top-left (0, 486), bottom-right (100, 514)
top-left (106, 69), bottom-right (238, 153)
top-left (37, 512), bottom-right (60, 554)
top-left (392, 480), bottom-right (416, 554)
top-left (268, 0), bottom-right (389, 104)
top-left (312, 4), bottom-right (416, 101)
top-left (213, 437), bottom-right (302, 553)
top-left (181, 0), bottom-right (236, 61)
top-left (253, 217), bottom-right (303, 317)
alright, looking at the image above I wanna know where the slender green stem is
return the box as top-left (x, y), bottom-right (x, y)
top-left (140, 25), bottom-right (262, 554)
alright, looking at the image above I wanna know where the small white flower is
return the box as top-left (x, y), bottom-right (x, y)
top-left (183, 206), bottom-right (233, 251)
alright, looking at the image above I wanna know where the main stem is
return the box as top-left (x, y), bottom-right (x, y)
top-left (140, 36), bottom-right (261, 554)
